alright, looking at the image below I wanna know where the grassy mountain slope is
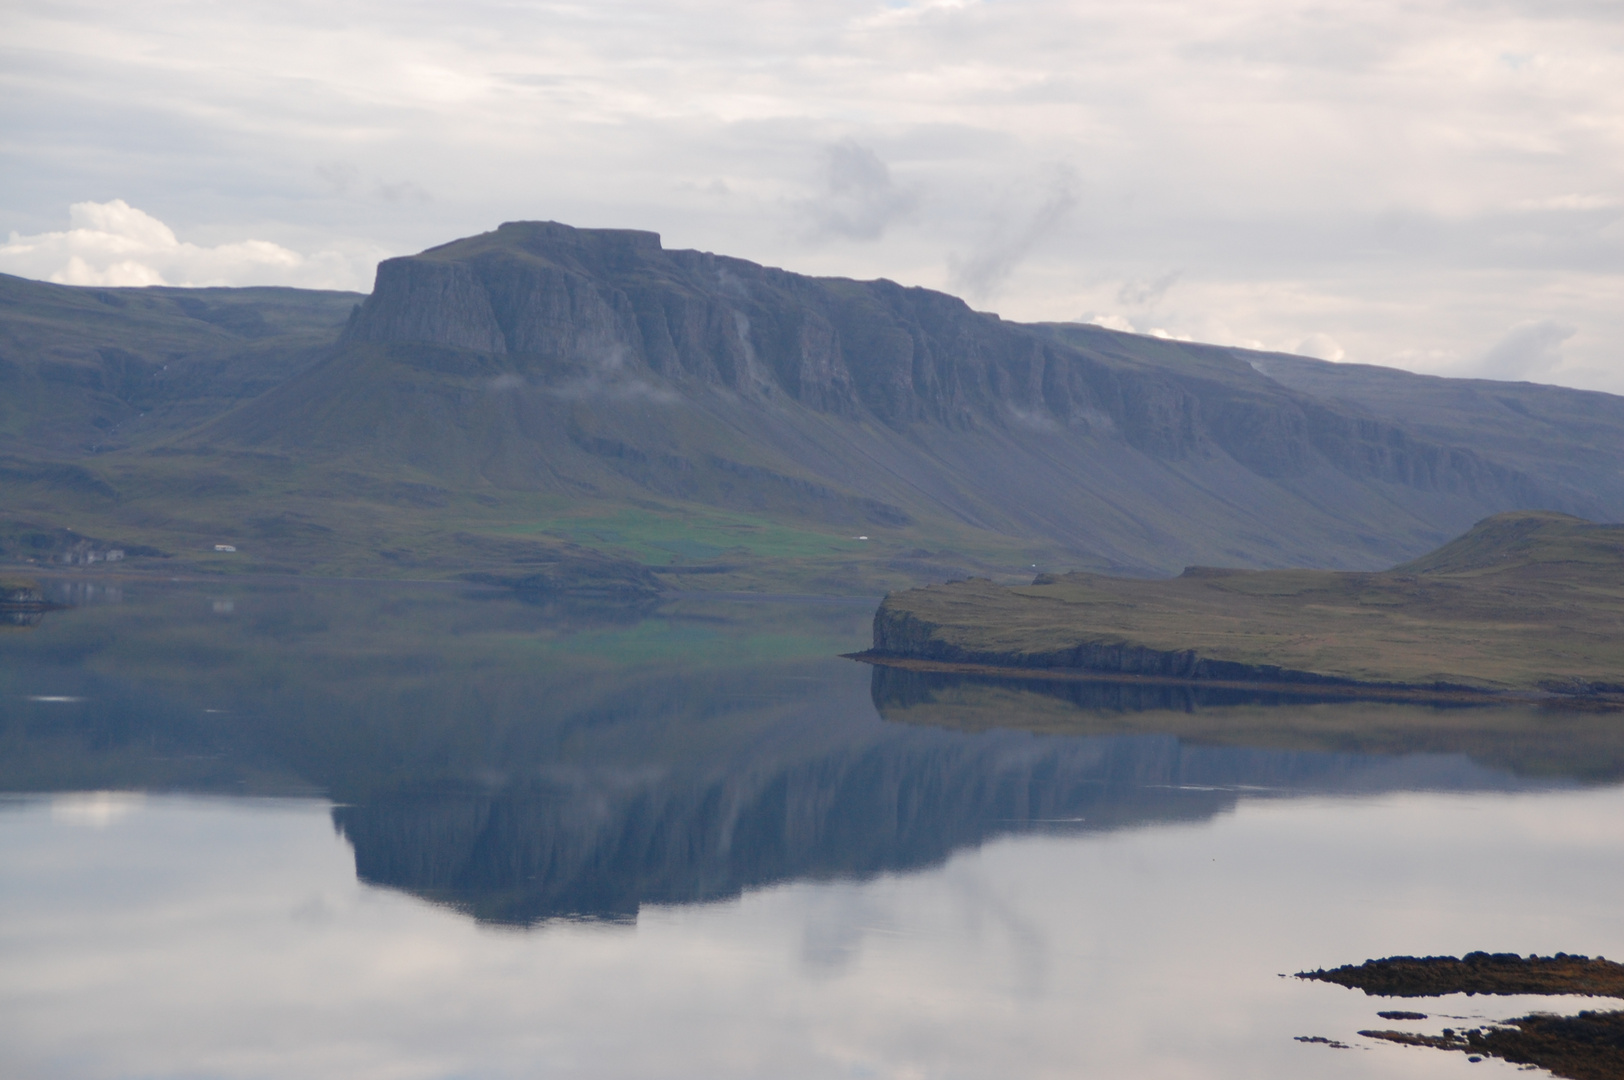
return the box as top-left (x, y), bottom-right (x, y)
top-left (0, 272), bottom-right (359, 456)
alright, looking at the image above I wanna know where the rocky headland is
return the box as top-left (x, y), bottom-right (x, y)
top-left (859, 511), bottom-right (1624, 701)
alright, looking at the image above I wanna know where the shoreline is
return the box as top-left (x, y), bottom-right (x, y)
top-left (845, 651), bottom-right (1624, 709)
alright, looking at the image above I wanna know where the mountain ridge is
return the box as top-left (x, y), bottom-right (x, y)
top-left (1, 220), bottom-right (1621, 587)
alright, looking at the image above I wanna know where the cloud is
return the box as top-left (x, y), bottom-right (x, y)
top-left (373, 180), bottom-right (433, 205)
top-left (1075, 313), bottom-right (1196, 343)
top-left (1089, 314), bottom-right (1136, 333)
top-left (0, 201), bottom-right (372, 289)
top-left (1470, 319), bottom-right (1577, 381)
top-left (1293, 333), bottom-right (1346, 362)
top-left (801, 140), bottom-right (917, 241)
top-left (315, 162), bottom-right (360, 196)
top-left (6, 0), bottom-right (1624, 392)
top-left (949, 166), bottom-right (1079, 300)
top-left (1514, 194), bottom-right (1620, 212)
top-left (861, 0), bottom-right (981, 28)
top-left (1117, 271), bottom-right (1181, 309)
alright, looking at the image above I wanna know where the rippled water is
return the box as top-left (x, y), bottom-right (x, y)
top-left (2, 577), bottom-right (1621, 1079)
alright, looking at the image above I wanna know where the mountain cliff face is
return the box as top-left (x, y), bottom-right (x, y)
top-left (215, 219), bottom-right (1609, 572)
top-left (337, 221), bottom-right (1540, 496)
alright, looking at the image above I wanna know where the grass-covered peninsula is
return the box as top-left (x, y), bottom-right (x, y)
top-left (861, 511), bottom-right (1624, 700)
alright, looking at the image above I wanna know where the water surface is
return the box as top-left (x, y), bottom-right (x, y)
top-left (2, 576), bottom-right (1620, 1078)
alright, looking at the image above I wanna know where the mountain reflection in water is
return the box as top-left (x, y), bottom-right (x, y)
top-left (0, 578), bottom-right (1607, 927)
top-left (333, 729), bottom-right (1549, 926)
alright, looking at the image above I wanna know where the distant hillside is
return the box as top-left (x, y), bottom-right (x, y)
top-left (1, 221), bottom-right (1622, 588)
top-left (0, 272), bottom-right (359, 455)
top-left (1392, 508), bottom-right (1623, 574)
top-left (864, 511), bottom-right (1624, 697)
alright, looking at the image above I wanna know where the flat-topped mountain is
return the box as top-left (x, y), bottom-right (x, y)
top-left (863, 511), bottom-right (1624, 698)
top-left (2, 221), bottom-right (1623, 587)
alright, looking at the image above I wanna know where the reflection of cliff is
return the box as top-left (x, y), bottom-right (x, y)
top-left (333, 724), bottom-right (1549, 927)
top-left (872, 666), bottom-right (1624, 783)
top-left (872, 663), bottom-right (1425, 713)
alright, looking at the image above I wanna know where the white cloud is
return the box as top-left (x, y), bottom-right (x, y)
top-left (1293, 333), bottom-right (1346, 363)
top-left (1089, 314), bottom-right (1136, 333)
top-left (800, 139), bottom-right (918, 242)
top-left (949, 165), bottom-right (1079, 300)
top-left (1117, 271), bottom-right (1181, 309)
top-left (1469, 319), bottom-right (1577, 382)
top-left (1515, 194), bottom-right (1621, 212)
top-left (0, 201), bottom-right (374, 290)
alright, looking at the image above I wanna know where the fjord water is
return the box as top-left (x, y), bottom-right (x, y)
top-left (3, 579), bottom-right (1623, 1079)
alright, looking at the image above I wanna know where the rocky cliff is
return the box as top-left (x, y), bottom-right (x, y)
top-left (339, 221), bottom-right (1548, 504)
top-left (244, 218), bottom-right (1609, 574)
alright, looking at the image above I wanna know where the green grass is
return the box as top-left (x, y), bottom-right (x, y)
top-left (0, 447), bottom-right (1055, 596)
top-left (498, 504), bottom-right (875, 565)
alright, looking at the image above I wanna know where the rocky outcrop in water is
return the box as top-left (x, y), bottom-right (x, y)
top-left (870, 601), bottom-right (1360, 686)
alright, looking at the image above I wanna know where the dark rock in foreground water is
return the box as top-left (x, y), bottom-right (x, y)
top-left (1301, 952), bottom-right (1624, 1080)
top-left (1300, 952), bottom-right (1624, 998)
top-left (1362, 1011), bottom-right (1624, 1080)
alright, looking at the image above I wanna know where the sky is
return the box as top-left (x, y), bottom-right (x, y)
top-left (1, 0), bottom-right (1620, 393)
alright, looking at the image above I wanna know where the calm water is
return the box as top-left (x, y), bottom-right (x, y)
top-left (3, 576), bottom-right (1622, 1079)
